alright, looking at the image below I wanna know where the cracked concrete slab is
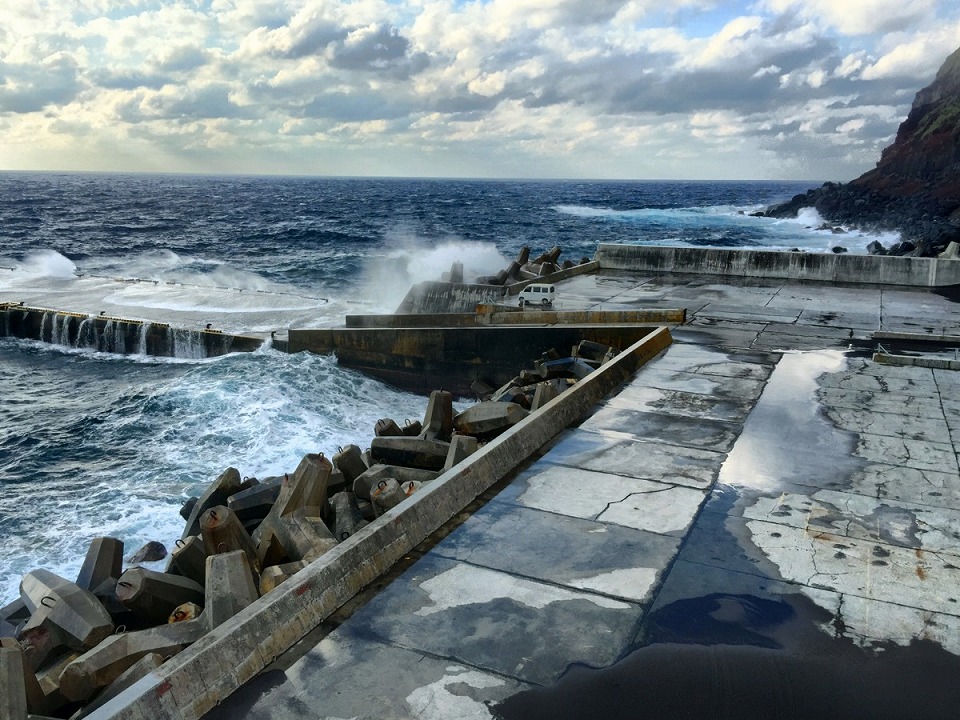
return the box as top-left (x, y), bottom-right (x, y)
top-left (818, 369), bottom-right (940, 397)
top-left (745, 519), bottom-right (960, 614)
top-left (844, 462), bottom-right (960, 509)
top-left (432, 501), bottom-right (679, 605)
top-left (818, 387), bottom-right (945, 418)
top-left (543, 428), bottom-right (724, 490)
top-left (854, 433), bottom-right (959, 473)
top-left (606, 385), bottom-right (756, 422)
top-left (582, 405), bottom-right (741, 452)
top-left (736, 488), bottom-right (960, 556)
top-left (623, 366), bottom-right (767, 400)
top-left (824, 406), bottom-right (952, 444)
top-left (498, 464), bottom-right (706, 536)
top-left (206, 632), bottom-right (527, 720)
top-left (339, 554), bottom-right (644, 686)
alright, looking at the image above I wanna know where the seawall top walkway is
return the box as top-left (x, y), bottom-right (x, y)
top-left (207, 268), bottom-right (960, 719)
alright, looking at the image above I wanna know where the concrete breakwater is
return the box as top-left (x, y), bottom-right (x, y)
top-left (594, 243), bottom-right (960, 286)
top-left (0, 304), bottom-right (263, 358)
top-left (1, 328), bottom-right (671, 719)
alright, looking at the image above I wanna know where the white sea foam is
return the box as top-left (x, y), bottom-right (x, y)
top-left (0, 347), bottom-right (428, 603)
top-left (359, 238), bottom-right (509, 312)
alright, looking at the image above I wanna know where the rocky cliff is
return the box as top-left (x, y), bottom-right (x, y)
top-left (767, 46), bottom-right (960, 256)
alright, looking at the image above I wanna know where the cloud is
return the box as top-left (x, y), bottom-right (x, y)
top-left (861, 23), bottom-right (960, 80)
top-left (760, 0), bottom-right (939, 35)
top-left (0, 52), bottom-right (83, 113)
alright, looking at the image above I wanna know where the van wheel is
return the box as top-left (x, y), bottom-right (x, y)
top-left (518, 298), bottom-right (525, 307)
top-left (541, 298), bottom-right (550, 306)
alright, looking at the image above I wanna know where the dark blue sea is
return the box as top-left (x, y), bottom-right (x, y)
top-left (1, 173), bottom-right (882, 602)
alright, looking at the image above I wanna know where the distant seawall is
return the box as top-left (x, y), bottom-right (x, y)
top-left (594, 244), bottom-right (960, 287)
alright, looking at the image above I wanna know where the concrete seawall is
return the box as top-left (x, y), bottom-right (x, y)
top-left (87, 326), bottom-right (672, 720)
top-left (0, 304), bottom-right (263, 357)
top-left (595, 244), bottom-right (960, 286)
top-left (288, 324), bottom-right (666, 394)
top-left (345, 308), bottom-right (686, 328)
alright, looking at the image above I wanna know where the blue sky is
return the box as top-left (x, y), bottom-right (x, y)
top-left (1, 0), bottom-right (958, 180)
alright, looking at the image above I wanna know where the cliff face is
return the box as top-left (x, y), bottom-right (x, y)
top-left (853, 45), bottom-right (960, 203)
top-left (767, 46), bottom-right (960, 255)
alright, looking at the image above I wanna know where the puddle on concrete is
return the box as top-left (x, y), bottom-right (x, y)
top-left (491, 632), bottom-right (960, 720)
top-left (717, 349), bottom-right (860, 492)
top-left (494, 590), bottom-right (960, 720)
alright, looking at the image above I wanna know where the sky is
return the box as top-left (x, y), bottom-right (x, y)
top-left (1, 0), bottom-right (959, 180)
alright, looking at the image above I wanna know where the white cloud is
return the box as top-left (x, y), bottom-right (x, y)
top-left (760, 0), bottom-right (940, 35)
top-left (861, 23), bottom-right (960, 80)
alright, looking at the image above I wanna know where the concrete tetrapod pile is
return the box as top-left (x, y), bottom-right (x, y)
top-left (0, 338), bottom-right (623, 720)
top-left (472, 245), bottom-right (592, 286)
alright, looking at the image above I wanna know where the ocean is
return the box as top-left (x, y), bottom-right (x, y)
top-left (0, 173), bottom-right (891, 604)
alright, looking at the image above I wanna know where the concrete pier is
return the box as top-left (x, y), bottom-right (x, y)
top-left (192, 267), bottom-right (960, 720)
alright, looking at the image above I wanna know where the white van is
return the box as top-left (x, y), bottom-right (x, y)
top-left (518, 283), bottom-right (556, 307)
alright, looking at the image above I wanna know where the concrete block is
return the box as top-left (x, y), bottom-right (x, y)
top-left (331, 492), bottom-right (368, 541)
top-left (181, 467), bottom-right (243, 539)
top-left (19, 570), bottom-right (114, 656)
top-left (272, 453), bottom-right (333, 518)
top-left (0, 639), bottom-right (44, 716)
top-left (204, 551), bottom-right (259, 629)
top-left (167, 536), bottom-right (208, 586)
top-left (259, 562), bottom-right (308, 595)
top-left (530, 380), bottom-right (561, 411)
top-left (374, 418), bottom-right (403, 437)
top-left (370, 436), bottom-right (451, 471)
top-left (332, 444), bottom-right (367, 483)
top-left (401, 419), bottom-right (422, 436)
top-left (115, 568), bottom-right (204, 626)
top-left (178, 497), bottom-right (198, 522)
top-left (72, 652), bottom-right (163, 719)
top-left (255, 525), bottom-right (290, 569)
top-left (281, 511), bottom-right (337, 563)
top-left (227, 477), bottom-right (281, 523)
top-left (15, 625), bottom-right (63, 673)
top-left (370, 478), bottom-right (405, 517)
top-left (127, 541), bottom-right (167, 565)
top-left (443, 435), bottom-right (479, 471)
top-left (1, 599), bottom-right (30, 639)
top-left (419, 390), bottom-right (453, 441)
top-left (75, 538), bottom-right (123, 592)
top-left (352, 464), bottom-right (438, 501)
top-left (326, 470), bottom-right (348, 496)
top-left (453, 401), bottom-right (528, 440)
top-left (1, 640), bottom-right (29, 720)
top-left (199, 505), bottom-right (260, 573)
top-left (35, 650), bottom-right (77, 714)
top-left (57, 620), bottom-right (205, 703)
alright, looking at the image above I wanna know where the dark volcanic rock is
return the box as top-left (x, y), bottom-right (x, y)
top-left (767, 46), bottom-right (960, 257)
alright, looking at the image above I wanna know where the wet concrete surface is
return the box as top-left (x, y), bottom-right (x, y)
top-left (210, 271), bottom-right (960, 720)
